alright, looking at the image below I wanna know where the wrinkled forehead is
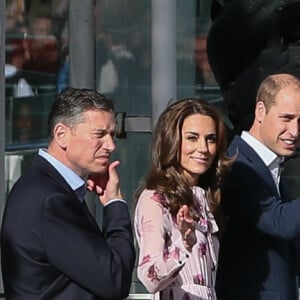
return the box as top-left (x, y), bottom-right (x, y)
top-left (80, 109), bottom-right (115, 126)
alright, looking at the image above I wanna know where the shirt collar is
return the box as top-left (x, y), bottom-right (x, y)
top-left (241, 131), bottom-right (284, 168)
top-left (38, 148), bottom-right (85, 192)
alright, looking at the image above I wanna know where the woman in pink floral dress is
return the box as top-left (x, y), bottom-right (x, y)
top-left (134, 98), bottom-right (234, 300)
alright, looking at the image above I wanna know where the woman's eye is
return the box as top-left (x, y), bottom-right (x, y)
top-left (207, 135), bottom-right (217, 143)
top-left (187, 135), bottom-right (197, 141)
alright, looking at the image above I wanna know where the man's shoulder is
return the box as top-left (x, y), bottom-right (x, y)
top-left (9, 155), bottom-right (68, 198)
top-left (228, 135), bottom-right (243, 156)
top-left (228, 135), bottom-right (258, 159)
top-left (226, 135), bottom-right (265, 181)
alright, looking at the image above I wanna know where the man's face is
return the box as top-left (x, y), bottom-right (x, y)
top-left (258, 86), bottom-right (300, 157)
top-left (64, 109), bottom-right (116, 179)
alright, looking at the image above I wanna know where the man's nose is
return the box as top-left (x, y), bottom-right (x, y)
top-left (104, 135), bottom-right (116, 152)
top-left (289, 121), bottom-right (300, 137)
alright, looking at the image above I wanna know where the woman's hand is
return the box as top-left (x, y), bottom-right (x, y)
top-left (176, 205), bottom-right (197, 252)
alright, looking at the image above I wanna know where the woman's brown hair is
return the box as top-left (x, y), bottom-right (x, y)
top-left (134, 98), bottom-right (234, 220)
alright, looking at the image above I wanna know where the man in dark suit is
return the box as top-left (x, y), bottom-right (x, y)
top-left (1, 88), bottom-right (136, 299)
top-left (216, 73), bottom-right (300, 300)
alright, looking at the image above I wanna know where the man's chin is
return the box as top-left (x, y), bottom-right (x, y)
top-left (281, 148), bottom-right (296, 157)
top-left (93, 165), bottom-right (109, 174)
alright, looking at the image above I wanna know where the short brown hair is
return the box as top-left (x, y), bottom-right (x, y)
top-left (256, 73), bottom-right (300, 112)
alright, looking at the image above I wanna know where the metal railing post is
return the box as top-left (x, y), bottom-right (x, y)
top-left (69, 0), bottom-right (95, 88)
top-left (151, 0), bottom-right (176, 127)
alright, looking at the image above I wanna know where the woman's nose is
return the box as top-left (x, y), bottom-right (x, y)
top-left (197, 139), bottom-right (208, 153)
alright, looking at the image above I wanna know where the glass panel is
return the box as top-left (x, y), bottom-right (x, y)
top-left (177, 0), bottom-right (220, 102)
top-left (95, 132), bottom-right (152, 220)
top-left (5, 93), bottom-right (55, 148)
top-left (176, 0), bottom-right (228, 129)
top-left (5, 0), bottom-right (69, 150)
top-left (4, 150), bottom-right (35, 198)
top-left (114, 133), bottom-right (152, 211)
top-left (94, 0), bottom-right (151, 115)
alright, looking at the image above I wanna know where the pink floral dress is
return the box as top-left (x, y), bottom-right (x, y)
top-left (134, 187), bottom-right (219, 300)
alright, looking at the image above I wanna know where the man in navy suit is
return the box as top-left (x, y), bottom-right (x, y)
top-left (1, 88), bottom-right (136, 299)
top-left (216, 73), bottom-right (300, 300)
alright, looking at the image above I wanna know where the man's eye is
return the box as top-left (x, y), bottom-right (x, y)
top-left (282, 117), bottom-right (292, 122)
top-left (94, 132), bottom-right (105, 138)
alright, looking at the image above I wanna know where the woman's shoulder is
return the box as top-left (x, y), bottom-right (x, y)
top-left (192, 186), bottom-right (206, 197)
top-left (138, 189), bottom-right (169, 207)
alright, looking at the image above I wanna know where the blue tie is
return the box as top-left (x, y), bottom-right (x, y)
top-left (75, 185), bottom-right (86, 202)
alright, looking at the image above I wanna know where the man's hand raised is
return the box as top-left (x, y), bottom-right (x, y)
top-left (87, 160), bottom-right (123, 206)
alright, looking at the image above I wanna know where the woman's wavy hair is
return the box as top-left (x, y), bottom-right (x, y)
top-left (135, 98), bottom-right (234, 219)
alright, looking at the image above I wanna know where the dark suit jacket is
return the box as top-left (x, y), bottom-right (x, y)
top-left (216, 135), bottom-right (300, 300)
top-left (1, 154), bottom-right (136, 300)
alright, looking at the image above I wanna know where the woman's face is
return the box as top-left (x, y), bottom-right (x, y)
top-left (180, 113), bottom-right (217, 185)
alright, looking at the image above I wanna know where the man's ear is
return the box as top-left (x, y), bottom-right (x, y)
top-left (255, 101), bottom-right (266, 123)
top-left (53, 123), bottom-right (69, 149)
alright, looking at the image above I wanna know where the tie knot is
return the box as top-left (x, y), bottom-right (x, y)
top-left (270, 156), bottom-right (284, 169)
top-left (75, 184), bottom-right (86, 200)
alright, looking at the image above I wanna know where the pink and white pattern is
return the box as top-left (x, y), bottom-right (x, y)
top-left (134, 187), bottom-right (219, 300)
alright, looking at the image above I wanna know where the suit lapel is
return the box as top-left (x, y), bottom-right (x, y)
top-left (279, 176), bottom-right (290, 202)
top-left (33, 154), bottom-right (74, 194)
top-left (33, 154), bottom-right (100, 229)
